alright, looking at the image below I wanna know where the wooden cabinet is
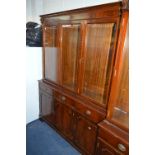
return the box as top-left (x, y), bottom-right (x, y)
top-left (80, 23), bottom-right (117, 105)
top-left (95, 5), bottom-right (129, 155)
top-left (54, 95), bottom-right (97, 154)
top-left (42, 2), bottom-right (121, 106)
top-left (107, 9), bottom-right (129, 131)
top-left (39, 2), bottom-right (129, 155)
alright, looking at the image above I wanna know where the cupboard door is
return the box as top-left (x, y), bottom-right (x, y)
top-left (107, 12), bottom-right (129, 129)
top-left (60, 24), bottom-right (80, 91)
top-left (81, 23), bottom-right (117, 105)
top-left (61, 104), bottom-right (74, 140)
top-left (54, 101), bottom-right (63, 130)
top-left (96, 138), bottom-right (122, 155)
top-left (54, 101), bottom-right (74, 140)
top-left (74, 114), bottom-right (97, 155)
top-left (111, 24), bottom-right (129, 128)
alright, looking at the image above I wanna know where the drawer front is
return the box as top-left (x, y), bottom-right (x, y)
top-left (74, 102), bottom-right (104, 123)
top-left (53, 91), bottom-right (73, 106)
top-left (98, 128), bottom-right (129, 154)
top-left (53, 91), bottom-right (104, 123)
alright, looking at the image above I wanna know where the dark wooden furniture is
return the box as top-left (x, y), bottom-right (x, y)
top-left (39, 2), bottom-right (129, 155)
top-left (95, 2), bottom-right (129, 154)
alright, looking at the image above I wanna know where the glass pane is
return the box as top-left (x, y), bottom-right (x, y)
top-left (44, 26), bottom-right (57, 47)
top-left (82, 23), bottom-right (115, 104)
top-left (111, 24), bottom-right (129, 128)
top-left (61, 25), bottom-right (80, 90)
top-left (44, 26), bottom-right (59, 82)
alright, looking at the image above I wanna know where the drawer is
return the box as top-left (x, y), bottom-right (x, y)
top-left (39, 82), bottom-right (53, 94)
top-left (54, 91), bottom-right (105, 123)
top-left (98, 122), bottom-right (129, 154)
top-left (74, 102), bottom-right (104, 123)
top-left (53, 91), bottom-right (73, 106)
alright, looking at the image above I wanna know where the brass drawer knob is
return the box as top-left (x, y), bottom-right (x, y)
top-left (88, 126), bottom-right (92, 130)
top-left (61, 96), bottom-right (66, 101)
top-left (118, 143), bottom-right (126, 152)
top-left (85, 110), bottom-right (91, 115)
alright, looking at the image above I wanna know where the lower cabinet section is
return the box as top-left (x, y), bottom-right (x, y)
top-left (54, 100), bottom-right (97, 155)
top-left (39, 81), bottom-right (128, 155)
top-left (96, 137), bottom-right (122, 155)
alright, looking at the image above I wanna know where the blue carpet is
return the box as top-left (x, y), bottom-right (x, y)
top-left (26, 119), bottom-right (81, 155)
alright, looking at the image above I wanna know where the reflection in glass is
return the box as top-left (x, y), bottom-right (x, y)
top-left (82, 23), bottom-right (114, 104)
top-left (44, 26), bottom-right (59, 82)
top-left (111, 24), bottom-right (129, 128)
top-left (61, 25), bottom-right (80, 91)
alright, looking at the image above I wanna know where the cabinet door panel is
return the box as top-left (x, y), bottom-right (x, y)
top-left (96, 138), bottom-right (122, 155)
top-left (54, 101), bottom-right (74, 140)
top-left (44, 26), bottom-right (59, 82)
top-left (74, 114), bottom-right (97, 155)
top-left (44, 26), bottom-right (57, 47)
top-left (54, 101), bottom-right (63, 130)
top-left (82, 23), bottom-right (116, 105)
top-left (111, 23), bottom-right (129, 128)
top-left (61, 105), bottom-right (74, 140)
top-left (60, 24), bottom-right (80, 91)
top-left (107, 12), bottom-right (129, 129)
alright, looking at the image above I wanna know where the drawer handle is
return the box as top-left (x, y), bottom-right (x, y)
top-left (118, 143), bottom-right (126, 152)
top-left (61, 96), bottom-right (66, 101)
top-left (85, 110), bottom-right (91, 116)
top-left (88, 126), bottom-right (92, 130)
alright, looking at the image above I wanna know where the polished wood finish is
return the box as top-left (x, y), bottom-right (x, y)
top-left (41, 2), bottom-right (121, 107)
top-left (107, 11), bottom-right (129, 130)
top-left (40, 2), bottom-right (121, 25)
top-left (74, 114), bottom-right (97, 155)
top-left (39, 2), bottom-right (129, 155)
top-left (81, 23), bottom-right (115, 104)
top-left (39, 80), bottom-right (106, 123)
top-left (60, 24), bottom-right (80, 90)
top-left (54, 101), bottom-right (74, 140)
top-left (97, 120), bottom-right (129, 155)
top-left (96, 137), bottom-right (122, 155)
top-left (39, 80), bottom-right (101, 154)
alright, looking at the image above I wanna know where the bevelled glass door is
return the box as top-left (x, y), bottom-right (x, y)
top-left (60, 24), bottom-right (80, 91)
top-left (81, 23), bottom-right (116, 105)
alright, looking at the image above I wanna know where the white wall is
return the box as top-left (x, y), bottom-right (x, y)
top-left (26, 0), bottom-right (43, 124)
top-left (26, 48), bottom-right (42, 124)
top-left (42, 0), bottom-right (121, 15)
top-left (26, 0), bottom-right (121, 124)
